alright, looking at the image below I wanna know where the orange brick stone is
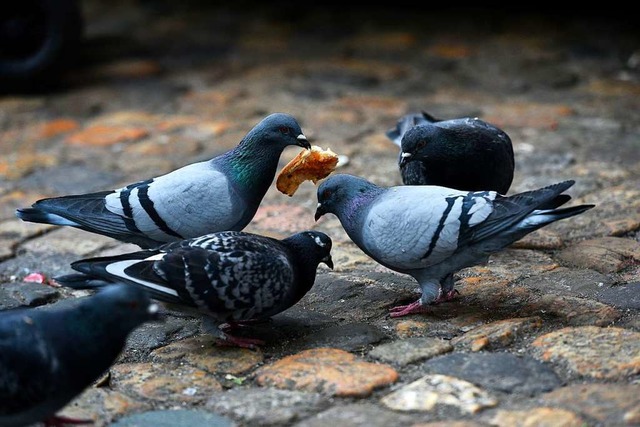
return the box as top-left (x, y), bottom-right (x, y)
top-left (36, 118), bottom-right (80, 138)
top-left (348, 32), bottom-right (417, 50)
top-left (483, 102), bottom-right (574, 130)
top-left (426, 43), bottom-right (473, 59)
top-left (254, 347), bottom-right (398, 397)
top-left (97, 59), bottom-right (163, 79)
top-left (452, 316), bottom-right (544, 351)
top-left (110, 361), bottom-right (223, 403)
top-left (532, 326), bottom-right (640, 380)
top-left (66, 125), bottom-right (150, 146)
top-left (248, 204), bottom-right (316, 235)
top-left (491, 407), bottom-right (584, 427)
top-left (394, 319), bottom-right (430, 338)
top-left (150, 334), bottom-right (263, 375)
top-left (0, 154), bottom-right (57, 180)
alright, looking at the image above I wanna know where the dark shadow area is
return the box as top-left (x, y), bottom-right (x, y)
top-left (1, 0), bottom-right (637, 95)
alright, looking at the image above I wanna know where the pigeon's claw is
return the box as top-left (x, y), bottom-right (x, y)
top-left (216, 332), bottom-right (265, 349)
top-left (389, 299), bottom-right (429, 318)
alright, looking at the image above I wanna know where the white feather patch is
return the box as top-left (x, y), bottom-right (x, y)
top-left (468, 195), bottom-right (494, 226)
top-left (105, 259), bottom-right (179, 297)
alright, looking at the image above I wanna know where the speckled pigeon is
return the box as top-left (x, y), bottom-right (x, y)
top-left (54, 230), bottom-right (333, 348)
top-left (386, 111), bottom-right (514, 194)
top-left (16, 113), bottom-right (311, 249)
top-left (0, 284), bottom-right (159, 427)
top-left (315, 173), bottom-right (594, 317)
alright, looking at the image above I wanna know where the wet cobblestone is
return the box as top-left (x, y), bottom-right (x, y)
top-left (1, 3), bottom-right (638, 426)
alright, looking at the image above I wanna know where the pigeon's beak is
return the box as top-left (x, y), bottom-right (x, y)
top-left (314, 202), bottom-right (326, 221)
top-left (399, 151), bottom-right (412, 167)
top-left (296, 134), bottom-right (311, 149)
top-left (322, 254), bottom-right (334, 270)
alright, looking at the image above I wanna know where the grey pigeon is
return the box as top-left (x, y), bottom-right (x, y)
top-left (0, 284), bottom-right (159, 427)
top-left (386, 111), bottom-right (515, 194)
top-left (315, 173), bottom-right (594, 317)
top-left (16, 113), bottom-right (311, 249)
top-left (54, 230), bottom-right (333, 348)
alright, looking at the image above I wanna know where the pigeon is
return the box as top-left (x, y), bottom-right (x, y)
top-left (315, 173), bottom-right (594, 317)
top-left (0, 284), bottom-right (159, 427)
top-left (386, 111), bottom-right (515, 194)
top-left (54, 230), bottom-right (334, 348)
top-left (16, 113), bottom-right (311, 249)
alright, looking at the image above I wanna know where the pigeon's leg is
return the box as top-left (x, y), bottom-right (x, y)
top-left (389, 278), bottom-right (439, 317)
top-left (433, 274), bottom-right (459, 303)
top-left (203, 318), bottom-right (265, 349)
top-left (44, 415), bottom-right (94, 426)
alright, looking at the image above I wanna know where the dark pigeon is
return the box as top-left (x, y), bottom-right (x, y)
top-left (386, 111), bottom-right (514, 194)
top-left (315, 173), bottom-right (594, 317)
top-left (54, 230), bottom-right (333, 348)
top-left (16, 113), bottom-right (311, 249)
top-left (0, 284), bottom-right (159, 427)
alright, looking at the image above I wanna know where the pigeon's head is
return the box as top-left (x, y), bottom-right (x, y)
top-left (93, 283), bottom-right (161, 330)
top-left (251, 112), bottom-right (311, 150)
top-left (399, 125), bottom-right (441, 167)
top-left (315, 174), bottom-right (378, 221)
top-left (286, 230), bottom-right (333, 270)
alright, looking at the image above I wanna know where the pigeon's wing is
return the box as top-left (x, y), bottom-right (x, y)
top-left (361, 186), bottom-right (495, 270)
top-left (105, 162), bottom-right (245, 243)
top-left (153, 235), bottom-right (295, 320)
top-left (0, 311), bottom-right (55, 415)
top-left (456, 180), bottom-right (578, 248)
top-left (15, 189), bottom-right (162, 248)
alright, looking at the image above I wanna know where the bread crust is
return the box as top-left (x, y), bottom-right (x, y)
top-left (276, 146), bottom-right (339, 196)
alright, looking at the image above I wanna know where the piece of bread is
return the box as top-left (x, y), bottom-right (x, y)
top-left (276, 145), bottom-right (339, 196)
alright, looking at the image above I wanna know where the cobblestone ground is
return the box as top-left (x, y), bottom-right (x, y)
top-left (1, 3), bottom-right (639, 426)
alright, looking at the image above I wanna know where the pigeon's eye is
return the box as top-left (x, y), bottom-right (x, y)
top-left (323, 190), bottom-right (332, 199)
top-left (128, 301), bottom-right (139, 310)
top-left (278, 126), bottom-right (290, 134)
top-left (416, 140), bottom-right (427, 149)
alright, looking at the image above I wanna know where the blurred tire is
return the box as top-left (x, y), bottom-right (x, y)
top-left (0, 0), bottom-right (83, 90)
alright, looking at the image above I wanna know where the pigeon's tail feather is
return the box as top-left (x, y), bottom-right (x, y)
top-left (53, 273), bottom-right (112, 289)
top-left (385, 128), bottom-right (403, 147)
top-left (17, 192), bottom-right (162, 249)
top-left (420, 111), bottom-right (440, 122)
top-left (483, 202), bottom-right (594, 254)
top-left (462, 180), bottom-right (593, 249)
top-left (520, 204), bottom-right (595, 230)
top-left (16, 207), bottom-right (80, 226)
top-left (68, 254), bottom-right (191, 307)
top-left (386, 111), bottom-right (436, 147)
top-left (536, 194), bottom-right (571, 210)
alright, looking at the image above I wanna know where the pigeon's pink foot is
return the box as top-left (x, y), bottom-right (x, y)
top-left (434, 289), bottom-right (460, 304)
top-left (44, 415), bottom-right (94, 426)
top-left (216, 333), bottom-right (265, 349)
top-left (389, 300), bottom-right (429, 318)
